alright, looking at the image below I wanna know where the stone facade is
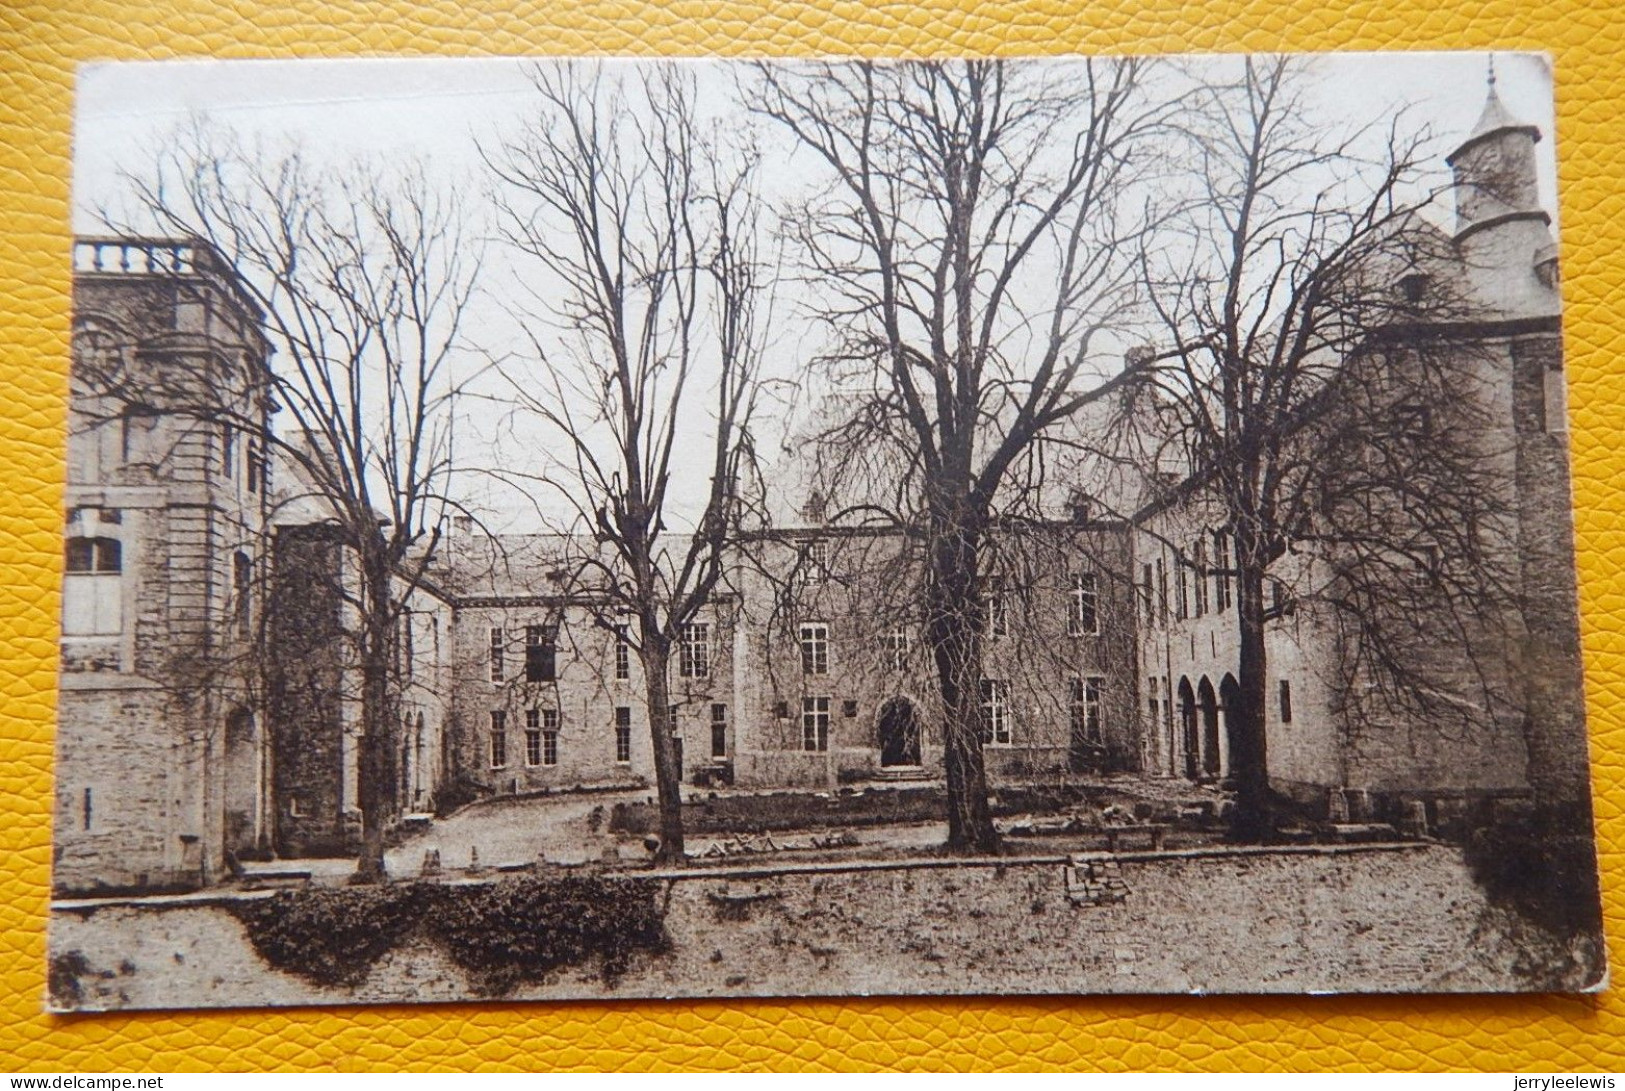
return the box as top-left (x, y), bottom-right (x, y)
top-left (1128, 83), bottom-right (1586, 828)
top-left (728, 525), bottom-right (1141, 789)
top-left (433, 535), bottom-right (738, 798)
top-left (56, 238), bottom-right (274, 894)
top-left (425, 520), bottom-right (1142, 802)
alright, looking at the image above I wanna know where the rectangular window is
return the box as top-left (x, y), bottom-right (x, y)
top-left (802, 696), bottom-right (830, 752)
top-left (710, 703), bottom-right (728, 759)
top-left (489, 711), bottom-right (508, 769)
top-left (1068, 573), bottom-right (1098, 636)
top-left (1213, 530), bottom-right (1231, 613)
top-left (234, 552), bottom-right (253, 631)
top-left (1193, 540), bottom-right (1209, 617)
top-left (221, 422), bottom-right (235, 476)
top-left (1157, 557), bottom-right (1169, 623)
top-left (525, 709), bottom-right (542, 767)
top-left (679, 621), bottom-right (710, 678)
top-left (614, 623), bottom-right (630, 680)
top-left (1175, 554), bottom-right (1189, 620)
top-left (1074, 676), bottom-right (1093, 742)
top-left (1083, 676), bottom-right (1103, 743)
top-left (246, 441), bottom-right (261, 494)
top-left (524, 624), bottom-right (556, 683)
top-left (614, 706), bottom-right (632, 764)
top-left (1141, 563), bottom-right (1155, 624)
top-left (881, 628), bottom-right (909, 672)
top-left (802, 538), bottom-right (830, 580)
top-left (62, 536), bottom-right (122, 637)
top-left (799, 622), bottom-right (829, 676)
top-left (544, 729), bottom-right (559, 767)
top-left (1279, 680), bottom-right (1294, 724)
top-left (489, 627), bottom-right (504, 683)
top-left (1071, 676), bottom-right (1103, 744)
top-left (979, 679), bottom-right (1011, 745)
top-left (1146, 675), bottom-right (1160, 729)
top-left (396, 610), bottom-right (414, 681)
top-left (982, 574), bottom-right (1007, 638)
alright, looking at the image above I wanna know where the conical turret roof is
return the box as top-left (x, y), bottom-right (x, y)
top-left (1447, 70), bottom-right (1541, 165)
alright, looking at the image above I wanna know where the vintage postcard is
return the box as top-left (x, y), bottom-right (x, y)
top-left (48, 51), bottom-right (1605, 1011)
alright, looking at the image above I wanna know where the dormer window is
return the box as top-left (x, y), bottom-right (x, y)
top-left (1537, 255), bottom-right (1560, 291)
top-left (1399, 272), bottom-right (1429, 305)
top-left (802, 491), bottom-right (827, 524)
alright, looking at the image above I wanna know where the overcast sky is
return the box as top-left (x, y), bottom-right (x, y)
top-left (71, 53), bottom-right (1560, 533)
top-left (72, 52), bottom-right (1559, 226)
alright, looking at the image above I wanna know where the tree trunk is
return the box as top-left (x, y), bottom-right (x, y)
top-left (927, 515), bottom-right (999, 854)
top-left (640, 634), bottom-right (686, 863)
top-left (1230, 534), bottom-right (1272, 841)
top-left (353, 551), bottom-right (395, 883)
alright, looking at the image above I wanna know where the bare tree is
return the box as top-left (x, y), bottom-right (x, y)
top-left (751, 58), bottom-right (1161, 852)
top-left (1136, 56), bottom-right (1512, 836)
top-left (483, 63), bottom-right (769, 863)
top-left (90, 122), bottom-right (480, 879)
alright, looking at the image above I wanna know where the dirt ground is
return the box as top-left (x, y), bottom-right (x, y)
top-left (48, 843), bottom-right (1593, 1011)
top-left (267, 775), bottom-right (1232, 882)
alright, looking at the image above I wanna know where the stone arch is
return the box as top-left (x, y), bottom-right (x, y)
top-left (1219, 673), bottom-right (1242, 783)
top-left (1177, 677), bottom-right (1198, 780)
top-left (1197, 676), bottom-right (1221, 779)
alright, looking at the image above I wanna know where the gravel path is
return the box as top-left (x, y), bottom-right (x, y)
top-left (385, 789), bottom-right (648, 873)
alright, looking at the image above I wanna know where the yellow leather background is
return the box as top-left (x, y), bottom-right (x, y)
top-left (2, 0), bottom-right (1622, 1072)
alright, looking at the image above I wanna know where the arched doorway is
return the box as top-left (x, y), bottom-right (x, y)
top-left (1197, 677), bottom-right (1220, 779)
top-left (1177, 678), bottom-right (1198, 780)
top-left (878, 697), bottom-right (921, 767)
top-left (1219, 674), bottom-right (1242, 785)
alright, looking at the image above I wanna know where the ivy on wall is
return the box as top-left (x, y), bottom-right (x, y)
top-left (228, 875), bottom-right (671, 995)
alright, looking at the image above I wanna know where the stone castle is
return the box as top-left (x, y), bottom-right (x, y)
top-left (52, 81), bottom-right (1587, 894)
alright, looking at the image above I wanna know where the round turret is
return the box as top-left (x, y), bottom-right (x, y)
top-left (1447, 66), bottom-right (1546, 238)
top-left (1446, 62), bottom-right (1559, 321)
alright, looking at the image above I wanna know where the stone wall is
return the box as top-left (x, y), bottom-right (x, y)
top-left (44, 843), bottom-right (1595, 1010)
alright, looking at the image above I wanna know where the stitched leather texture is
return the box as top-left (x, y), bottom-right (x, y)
top-left (1, 0), bottom-right (1621, 1072)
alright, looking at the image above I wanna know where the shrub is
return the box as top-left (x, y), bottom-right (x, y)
top-left (228, 885), bottom-right (425, 987)
top-left (429, 876), bottom-right (670, 995)
top-left (228, 875), bottom-right (670, 994)
top-left (432, 776), bottom-right (486, 818)
top-left (47, 950), bottom-right (92, 1009)
top-left (1464, 827), bottom-right (1603, 941)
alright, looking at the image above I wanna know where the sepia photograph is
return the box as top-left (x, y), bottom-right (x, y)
top-left (47, 50), bottom-right (1605, 1011)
